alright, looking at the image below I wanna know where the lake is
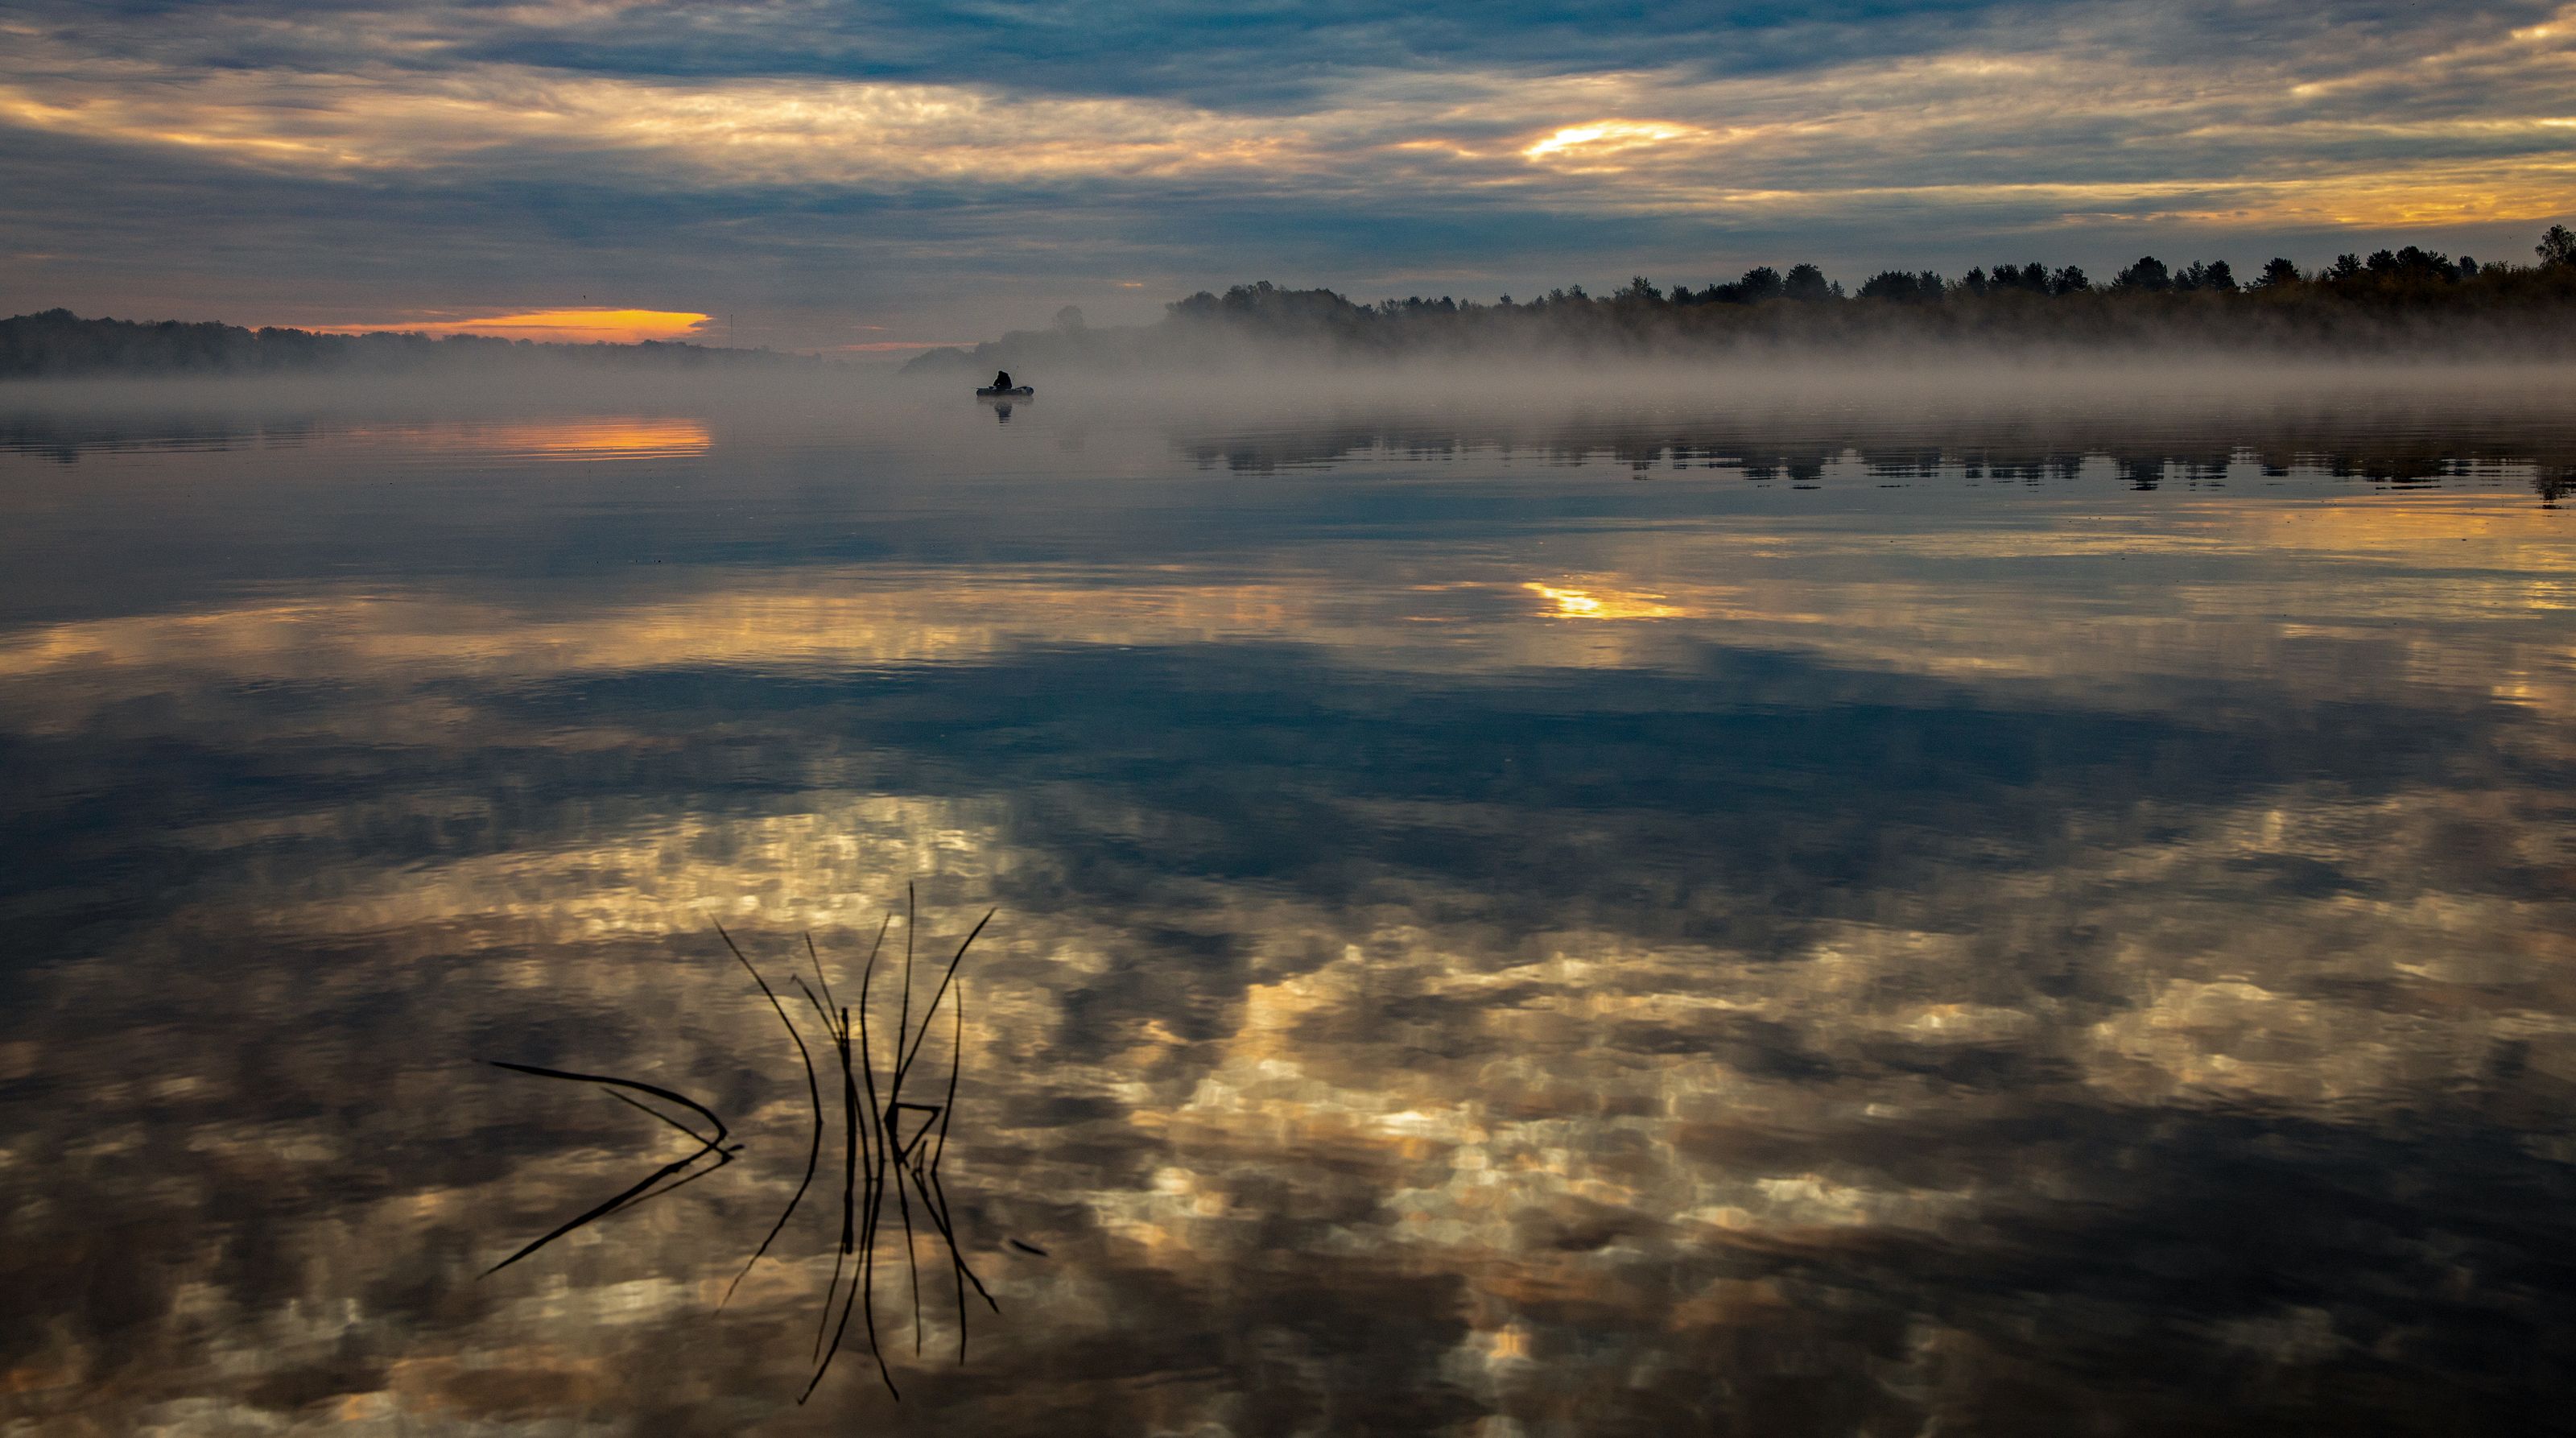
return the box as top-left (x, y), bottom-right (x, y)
top-left (3, 366), bottom-right (2573, 1436)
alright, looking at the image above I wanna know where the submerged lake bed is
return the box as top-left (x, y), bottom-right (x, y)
top-left (2, 367), bottom-right (2573, 1436)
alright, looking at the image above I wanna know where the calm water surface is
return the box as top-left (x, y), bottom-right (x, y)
top-left (3, 373), bottom-right (2573, 1436)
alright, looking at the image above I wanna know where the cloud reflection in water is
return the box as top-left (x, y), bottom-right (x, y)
top-left (0, 381), bottom-right (2572, 1434)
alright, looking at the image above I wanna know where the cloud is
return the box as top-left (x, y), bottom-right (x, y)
top-left (2, 0), bottom-right (2573, 340)
top-left (1521, 121), bottom-right (1701, 164)
top-left (9, 37), bottom-right (2571, 212)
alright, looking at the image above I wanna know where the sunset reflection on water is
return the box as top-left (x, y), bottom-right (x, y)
top-left (1, 381), bottom-right (2572, 1436)
top-left (480, 417), bottom-right (714, 461)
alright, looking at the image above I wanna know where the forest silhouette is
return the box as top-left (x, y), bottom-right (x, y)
top-left (908, 227), bottom-right (2576, 374)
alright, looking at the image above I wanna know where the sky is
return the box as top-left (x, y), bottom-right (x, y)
top-left (2, 0), bottom-right (2572, 350)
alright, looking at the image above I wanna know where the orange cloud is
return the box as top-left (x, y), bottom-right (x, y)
top-left (316, 308), bottom-right (710, 345)
top-left (1522, 120), bottom-right (1698, 163)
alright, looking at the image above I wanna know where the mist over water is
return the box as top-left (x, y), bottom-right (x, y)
top-left (3, 364), bottom-right (2573, 1435)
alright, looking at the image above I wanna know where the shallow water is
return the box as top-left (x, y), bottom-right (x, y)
top-left (3, 370), bottom-right (2574, 1436)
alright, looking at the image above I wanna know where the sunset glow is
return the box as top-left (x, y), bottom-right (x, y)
top-left (1522, 121), bottom-right (1697, 163)
top-left (318, 309), bottom-right (712, 345)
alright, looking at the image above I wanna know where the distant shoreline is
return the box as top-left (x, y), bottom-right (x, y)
top-left (15, 232), bottom-right (2576, 382)
top-left (0, 309), bottom-right (825, 380)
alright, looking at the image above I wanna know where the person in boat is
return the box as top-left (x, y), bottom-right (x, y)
top-left (991, 370), bottom-right (1013, 390)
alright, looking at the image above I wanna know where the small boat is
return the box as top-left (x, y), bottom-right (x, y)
top-left (976, 385), bottom-right (1034, 398)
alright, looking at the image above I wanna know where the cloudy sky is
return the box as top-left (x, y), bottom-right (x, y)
top-left (3, 0), bottom-right (2572, 349)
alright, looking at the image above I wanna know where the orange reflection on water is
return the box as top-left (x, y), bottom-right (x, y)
top-left (1524, 580), bottom-right (1689, 619)
top-left (485, 419), bottom-right (713, 461)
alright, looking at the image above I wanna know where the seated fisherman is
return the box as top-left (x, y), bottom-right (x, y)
top-left (991, 370), bottom-right (1013, 390)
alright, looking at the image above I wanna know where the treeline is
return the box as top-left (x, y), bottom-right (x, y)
top-left (0, 309), bottom-right (809, 378)
top-left (1838, 233), bottom-right (2543, 305)
top-left (909, 227), bottom-right (2576, 373)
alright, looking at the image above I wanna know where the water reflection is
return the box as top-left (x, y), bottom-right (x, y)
top-left (1164, 386), bottom-right (2576, 499)
top-left (1, 383), bottom-right (2572, 1435)
top-left (0, 411), bottom-right (715, 462)
top-left (480, 419), bottom-right (713, 461)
